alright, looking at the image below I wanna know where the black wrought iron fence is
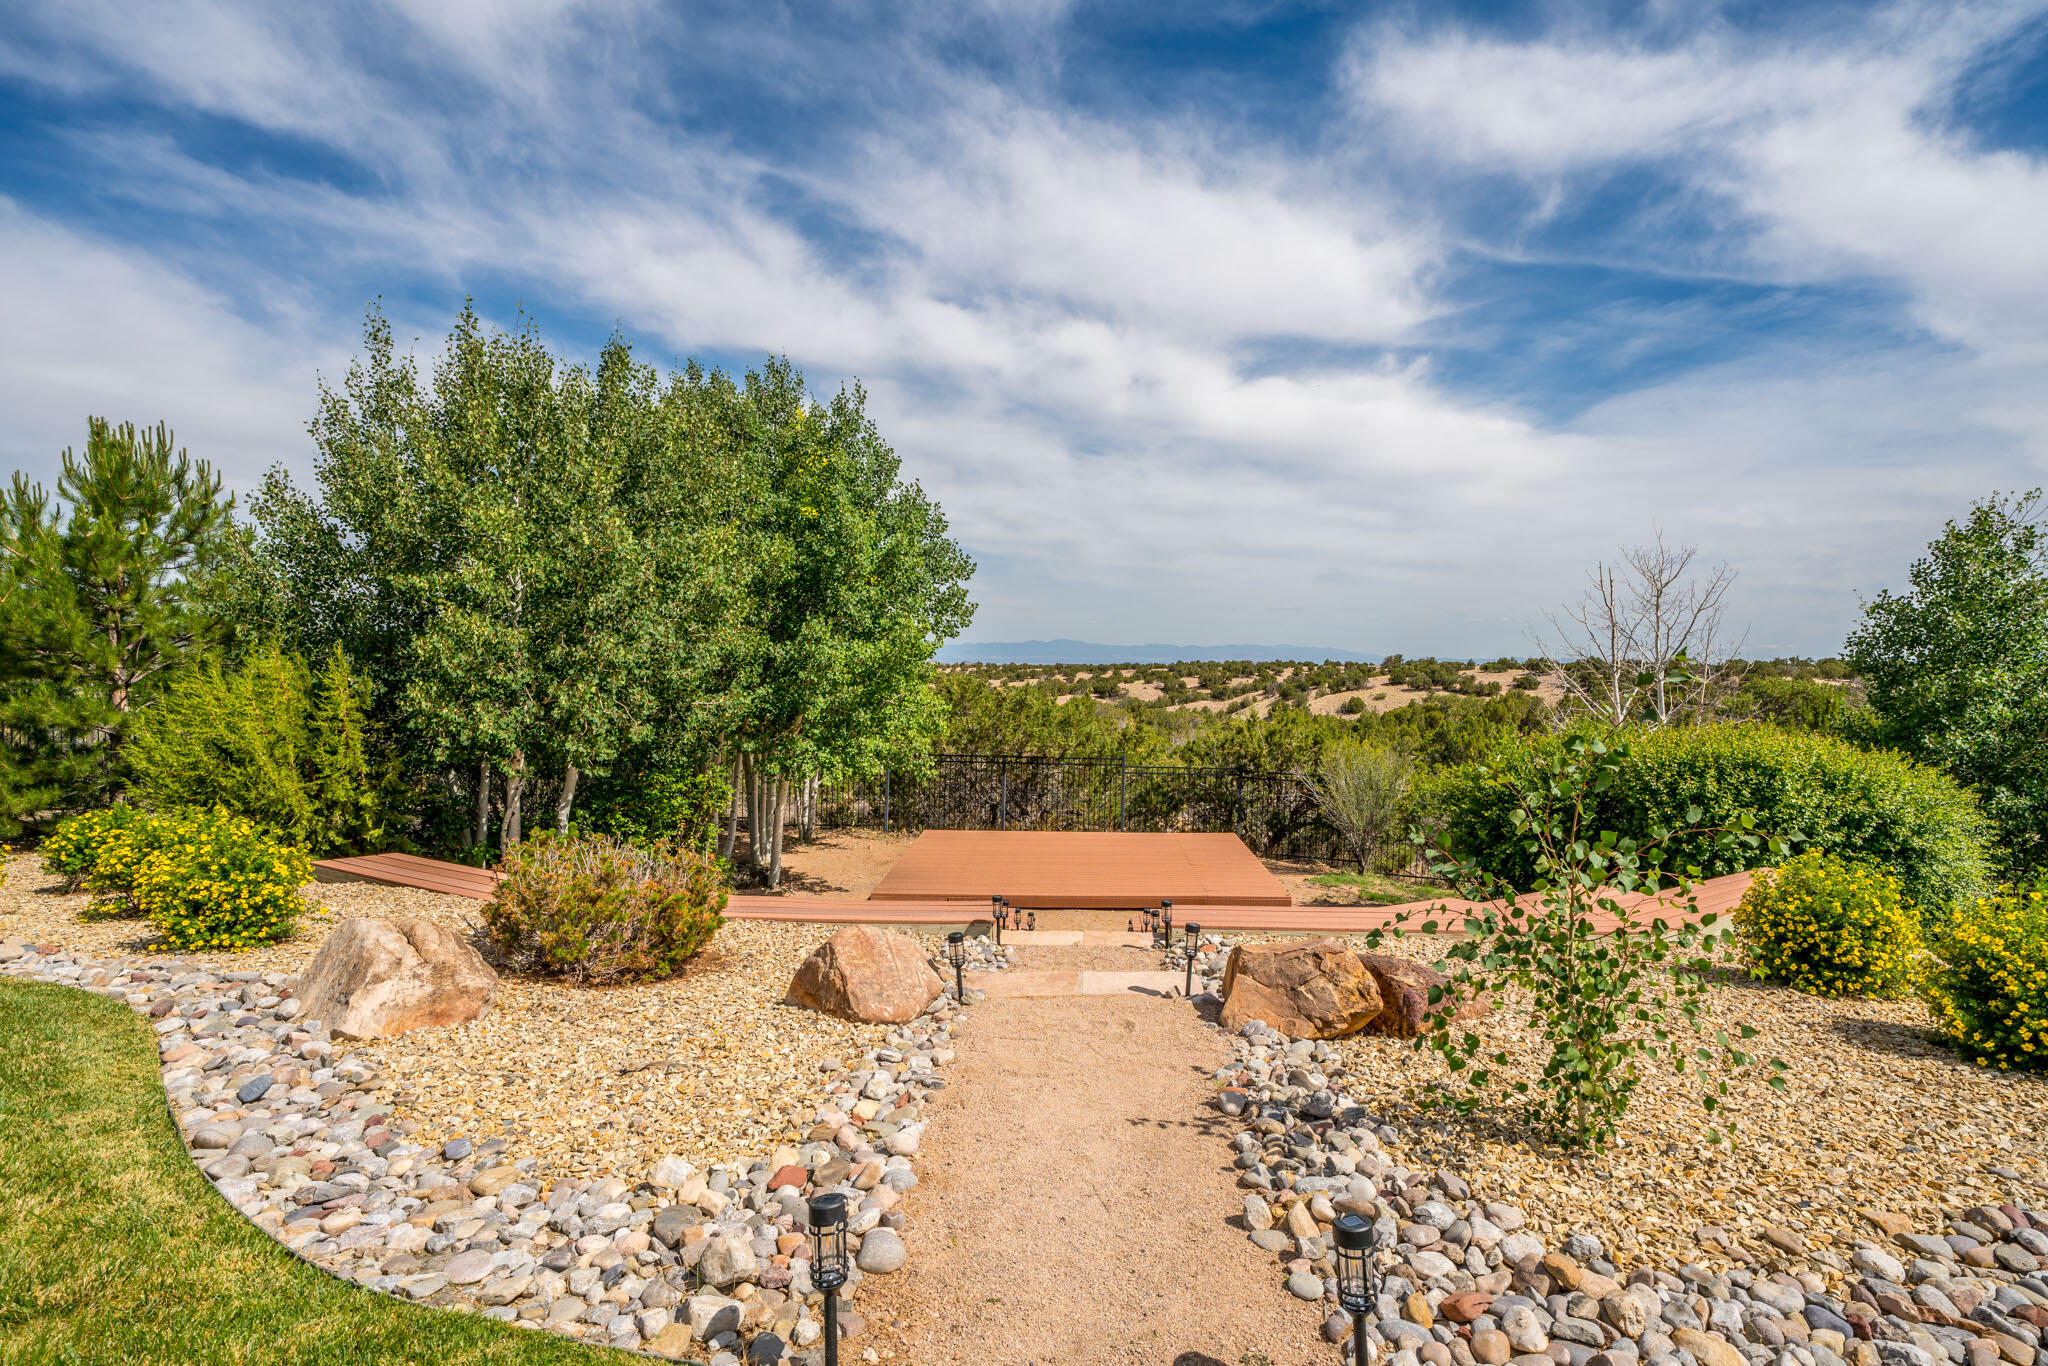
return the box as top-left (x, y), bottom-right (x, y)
top-left (818, 754), bottom-right (1348, 861)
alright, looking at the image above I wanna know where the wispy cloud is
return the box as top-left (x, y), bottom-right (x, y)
top-left (2, 0), bottom-right (2044, 653)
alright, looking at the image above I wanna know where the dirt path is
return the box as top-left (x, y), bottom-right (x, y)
top-left (860, 976), bottom-right (1333, 1366)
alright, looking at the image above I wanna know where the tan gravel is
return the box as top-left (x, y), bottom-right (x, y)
top-left (0, 852), bottom-right (904, 1181)
top-left (862, 976), bottom-right (1335, 1366)
top-left (1256, 929), bottom-right (2048, 1276)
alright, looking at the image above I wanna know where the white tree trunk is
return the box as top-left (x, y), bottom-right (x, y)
top-left (474, 761), bottom-right (492, 849)
top-left (555, 763), bottom-right (581, 835)
top-left (767, 777), bottom-right (789, 888)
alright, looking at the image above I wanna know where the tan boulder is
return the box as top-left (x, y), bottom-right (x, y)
top-left (1358, 953), bottom-right (1490, 1036)
top-left (785, 925), bottom-right (945, 1024)
top-left (294, 917), bottom-right (497, 1039)
top-left (1219, 939), bottom-right (1384, 1039)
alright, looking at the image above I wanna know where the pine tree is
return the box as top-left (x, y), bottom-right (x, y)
top-left (0, 419), bottom-right (233, 831)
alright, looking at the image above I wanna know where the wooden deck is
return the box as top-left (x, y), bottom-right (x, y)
top-left (866, 831), bottom-right (1291, 908)
top-left (312, 853), bottom-right (503, 901)
top-left (314, 845), bottom-right (1752, 936)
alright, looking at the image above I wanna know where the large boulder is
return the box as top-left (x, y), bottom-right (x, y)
top-left (294, 917), bottom-right (497, 1039)
top-left (1219, 939), bottom-right (1384, 1039)
top-left (785, 925), bottom-right (945, 1024)
top-left (1357, 953), bottom-right (1490, 1036)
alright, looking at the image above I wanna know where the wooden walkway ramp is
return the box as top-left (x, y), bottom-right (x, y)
top-left (868, 831), bottom-right (1290, 908)
top-left (313, 848), bottom-right (1751, 934)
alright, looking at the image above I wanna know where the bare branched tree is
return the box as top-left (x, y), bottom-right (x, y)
top-left (1305, 743), bottom-right (1412, 874)
top-left (1533, 533), bottom-right (1745, 727)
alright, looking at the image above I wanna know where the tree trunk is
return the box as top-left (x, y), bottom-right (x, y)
top-left (718, 762), bottom-right (740, 861)
top-left (798, 774), bottom-right (818, 841)
top-left (474, 761), bottom-right (492, 849)
top-left (555, 763), bottom-right (580, 834)
top-left (503, 751), bottom-right (526, 849)
top-left (767, 777), bottom-right (789, 888)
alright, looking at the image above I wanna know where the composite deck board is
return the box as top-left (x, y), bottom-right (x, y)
top-left (312, 853), bottom-right (503, 901)
top-left (866, 831), bottom-right (1291, 908)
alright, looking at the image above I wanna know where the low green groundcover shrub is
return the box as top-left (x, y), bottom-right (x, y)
top-left (1734, 851), bottom-right (1921, 997)
top-left (1923, 885), bottom-right (2048, 1072)
top-left (1423, 722), bottom-right (1990, 922)
top-left (133, 811), bottom-right (311, 951)
top-left (484, 832), bottom-right (727, 984)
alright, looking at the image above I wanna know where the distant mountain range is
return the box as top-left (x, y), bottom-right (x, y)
top-left (936, 639), bottom-right (1379, 665)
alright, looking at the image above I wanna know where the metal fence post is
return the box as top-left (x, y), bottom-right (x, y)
top-left (1119, 757), bottom-right (1127, 832)
top-left (1233, 770), bottom-right (1243, 837)
top-left (999, 759), bottom-right (1008, 830)
top-left (882, 768), bottom-right (890, 834)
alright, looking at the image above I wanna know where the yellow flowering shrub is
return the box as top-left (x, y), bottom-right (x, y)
top-left (1923, 885), bottom-right (2048, 1072)
top-left (1734, 851), bottom-right (1921, 997)
top-left (41, 805), bottom-right (163, 891)
top-left (132, 810), bottom-right (311, 952)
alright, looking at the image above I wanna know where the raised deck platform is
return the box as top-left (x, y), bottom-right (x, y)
top-left (312, 852), bottom-right (503, 900)
top-left (867, 830), bottom-right (1290, 908)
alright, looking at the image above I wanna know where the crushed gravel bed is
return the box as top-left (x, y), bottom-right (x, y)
top-left (0, 853), bottom-right (954, 1179)
top-left (1196, 929), bottom-right (2048, 1277)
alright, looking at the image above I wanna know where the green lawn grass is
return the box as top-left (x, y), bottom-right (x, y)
top-left (0, 976), bottom-right (616, 1366)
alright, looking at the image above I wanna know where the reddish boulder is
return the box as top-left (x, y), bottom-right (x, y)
top-left (1359, 953), bottom-right (1490, 1036)
top-left (295, 917), bottom-right (497, 1039)
top-left (784, 925), bottom-right (945, 1024)
top-left (1219, 939), bottom-right (1384, 1039)
top-left (1440, 1291), bottom-right (1495, 1324)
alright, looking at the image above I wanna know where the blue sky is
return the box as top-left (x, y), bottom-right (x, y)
top-left (3, 1), bottom-right (2045, 657)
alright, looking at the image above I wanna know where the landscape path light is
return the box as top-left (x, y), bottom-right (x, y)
top-left (1184, 922), bottom-right (1202, 995)
top-left (1162, 899), bottom-right (1174, 944)
top-left (807, 1191), bottom-right (849, 1366)
top-left (947, 931), bottom-right (966, 1001)
top-left (991, 894), bottom-right (1004, 945)
top-left (1333, 1211), bottom-right (1381, 1366)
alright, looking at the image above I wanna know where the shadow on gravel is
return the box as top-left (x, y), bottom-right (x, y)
top-left (1826, 1013), bottom-right (1952, 1063)
top-left (1171, 1355), bottom-right (1230, 1366)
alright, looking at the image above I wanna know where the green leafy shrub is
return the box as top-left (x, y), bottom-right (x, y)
top-left (578, 766), bottom-right (733, 850)
top-left (133, 810), bottom-right (311, 951)
top-left (483, 833), bottom-right (727, 984)
top-left (1923, 885), bottom-right (2048, 1071)
top-left (124, 642), bottom-right (389, 857)
top-left (1377, 734), bottom-right (1787, 1151)
top-left (1423, 723), bottom-right (1990, 921)
top-left (1734, 852), bottom-right (1921, 997)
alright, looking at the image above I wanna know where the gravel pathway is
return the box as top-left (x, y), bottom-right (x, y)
top-left (864, 980), bottom-right (1331, 1365)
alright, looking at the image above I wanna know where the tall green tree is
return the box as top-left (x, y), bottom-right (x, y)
top-left (0, 420), bottom-right (232, 831)
top-left (1845, 491), bottom-right (2048, 872)
top-left (710, 361), bottom-right (976, 885)
top-left (234, 306), bottom-right (744, 851)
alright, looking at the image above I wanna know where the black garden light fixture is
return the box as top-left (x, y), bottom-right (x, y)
top-left (1162, 899), bottom-right (1174, 944)
top-left (1184, 922), bottom-right (1202, 994)
top-left (807, 1191), bottom-right (850, 1366)
top-left (947, 930), bottom-right (966, 1000)
top-left (991, 894), bottom-right (1005, 945)
top-left (1333, 1212), bottom-right (1381, 1366)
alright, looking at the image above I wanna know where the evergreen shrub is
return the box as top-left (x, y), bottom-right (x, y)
top-left (1734, 851), bottom-right (1920, 997)
top-left (484, 833), bottom-right (727, 985)
top-left (125, 643), bottom-right (388, 857)
top-left (1923, 885), bottom-right (2048, 1071)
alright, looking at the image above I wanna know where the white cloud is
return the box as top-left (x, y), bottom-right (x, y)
top-left (3, 0), bottom-right (2045, 653)
top-left (1345, 4), bottom-right (2048, 361)
top-left (0, 199), bottom-right (346, 494)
